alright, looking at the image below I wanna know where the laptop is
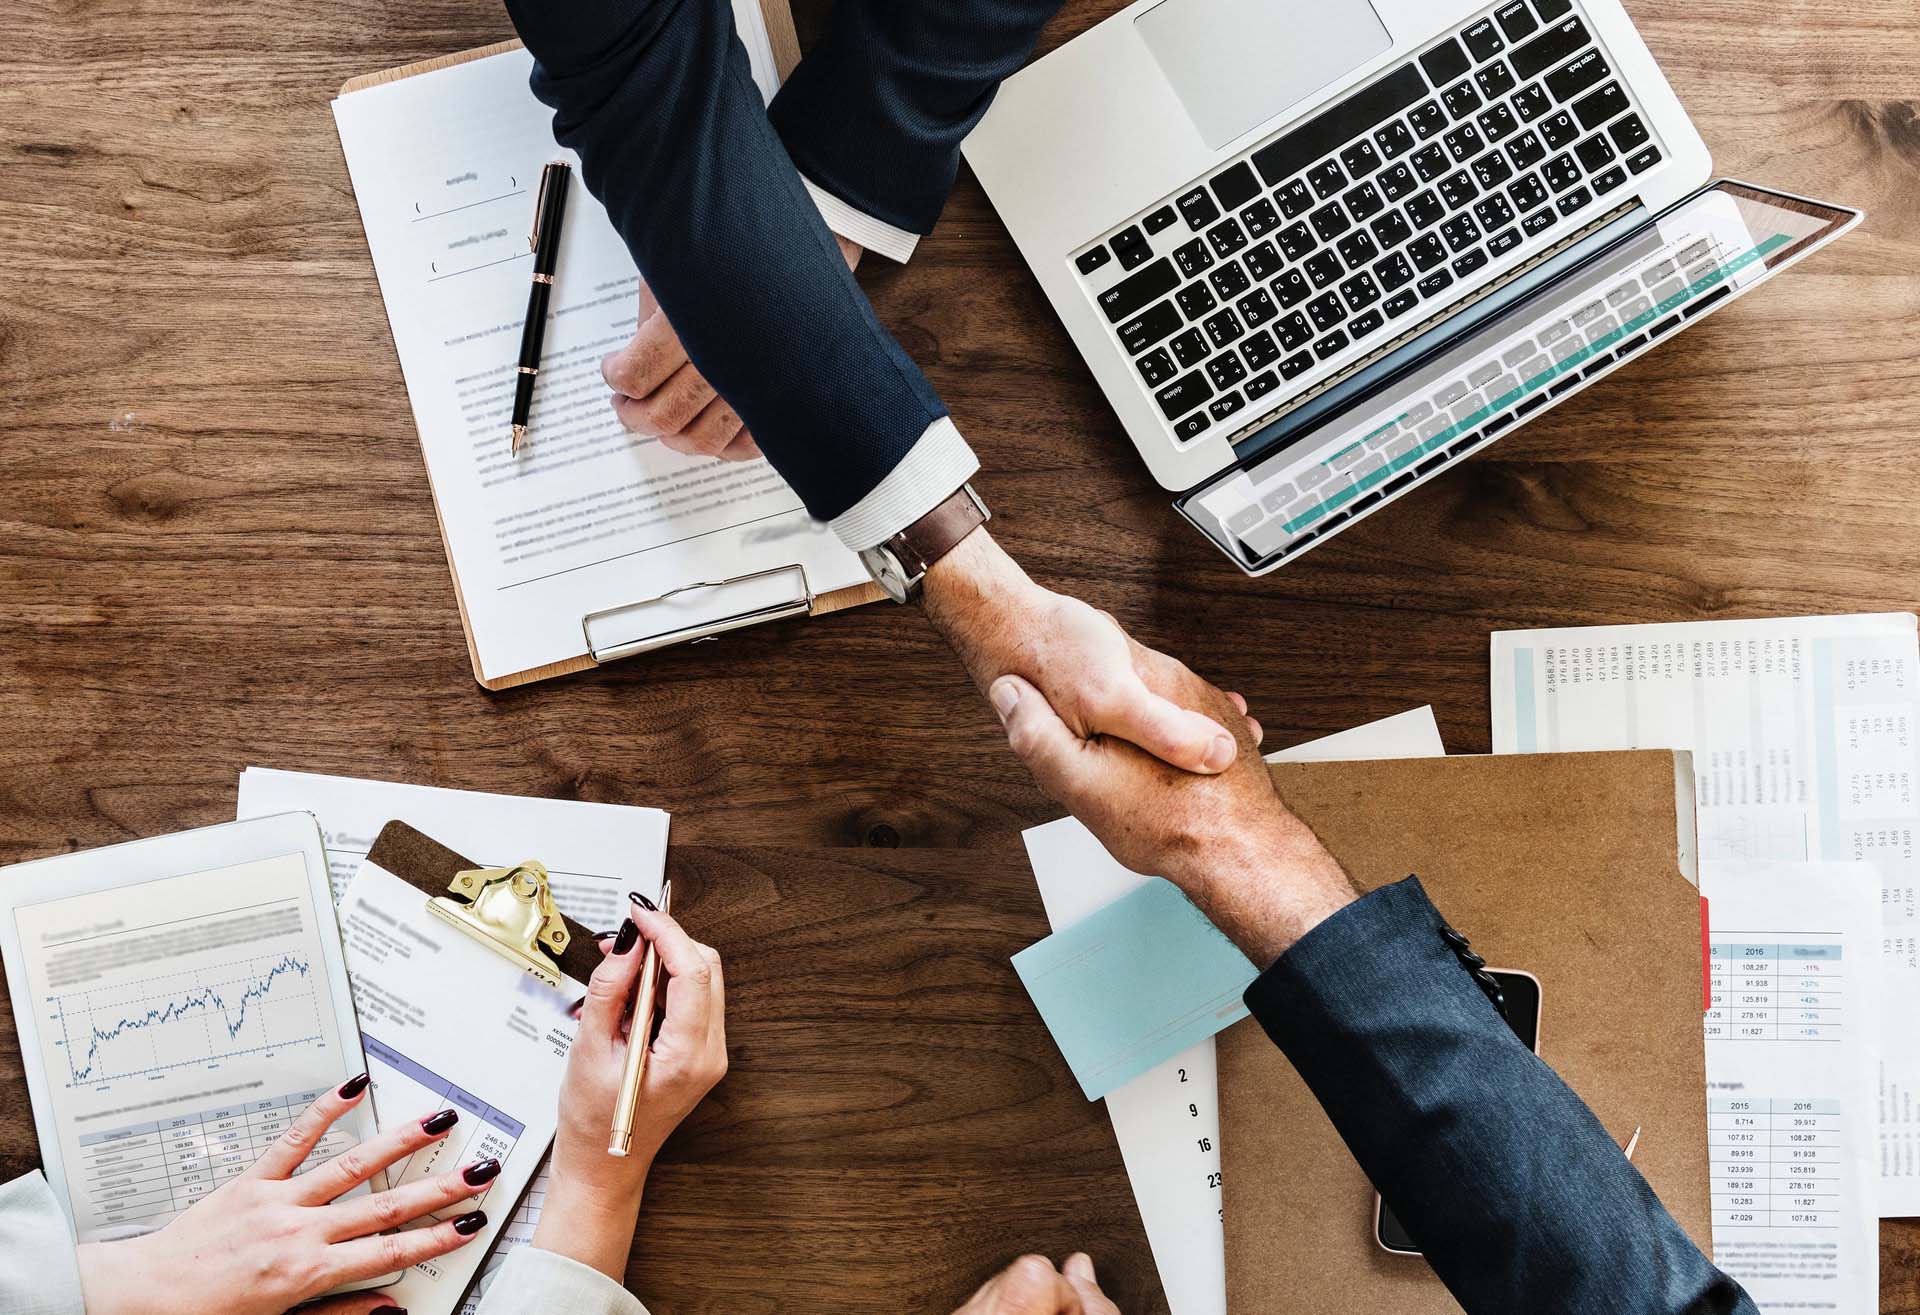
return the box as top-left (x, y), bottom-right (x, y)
top-left (962, 0), bottom-right (1860, 573)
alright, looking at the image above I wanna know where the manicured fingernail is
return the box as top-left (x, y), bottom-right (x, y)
top-left (594, 929), bottom-right (619, 941)
top-left (463, 1158), bottom-right (501, 1186)
top-left (452, 1210), bottom-right (488, 1236)
top-left (613, 921), bottom-right (640, 954)
top-left (568, 995), bottom-right (586, 1015)
top-left (1204, 733), bottom-right (1236, 772)
top-left (421, 1109), bottom-right (459, 1134)
top-left (372, 1306), bottom-right (407, 1314)
top-left (337, 1072), bottom-right (371, 1099)
top-left (990, 678), bottom-right (1020, 722)
top-left (629, 890), bottom-right (658, 912)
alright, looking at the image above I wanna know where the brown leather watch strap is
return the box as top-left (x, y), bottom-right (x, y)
top-left (889, 485), bottom-right (988, 577)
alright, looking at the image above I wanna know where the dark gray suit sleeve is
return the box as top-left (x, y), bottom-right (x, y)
top-left (768, 0), bottom-right (1064, 234)
top-left (501, 0), bottom-right (953, 525)
top-left (1243, 877), bottom-right (1756, 1315)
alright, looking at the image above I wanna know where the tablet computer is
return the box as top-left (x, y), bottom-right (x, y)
top-left (0, 812), bottom-right (394, 1290)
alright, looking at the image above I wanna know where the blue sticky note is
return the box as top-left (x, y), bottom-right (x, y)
top-left (1011, 878), bottom-right (1257, 1100)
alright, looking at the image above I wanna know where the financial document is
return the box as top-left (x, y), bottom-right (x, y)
top-left (7, 852), bottom-right (363, 1242)
top-left (235, 767), bottom-right (669, 1311)
top-left (331, 25), bottom-right (867, 683)
top-left (1490, 612), bottom-right (1920, 1213)
top-left (338, 858), bottom-right (581, 1315)
top-left (1020, 707), bottom-right (1446, 1314)
top-left (1701, 861), bottom-right (1880, 1312)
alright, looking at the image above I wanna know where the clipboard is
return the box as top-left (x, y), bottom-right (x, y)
top-left (338, 12), bottom-right (887, 692)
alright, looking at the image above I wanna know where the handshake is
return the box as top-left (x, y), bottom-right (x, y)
top-left (924, 529), bottom-right (1358, 969)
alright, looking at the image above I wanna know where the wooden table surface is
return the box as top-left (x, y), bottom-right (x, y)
top-left (3, 0), bottom-right (1917, 1309)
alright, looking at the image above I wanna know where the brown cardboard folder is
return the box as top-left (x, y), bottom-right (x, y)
top-left (1221, 750), bottom-right (1709, 1312)
top-left (338, 10), bottom-right (885, 691)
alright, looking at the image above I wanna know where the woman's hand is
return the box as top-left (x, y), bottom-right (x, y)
top-left (75, 1075), bottom-right (492, 1315)
top-left (531, 898), bottom-right (729, 1281)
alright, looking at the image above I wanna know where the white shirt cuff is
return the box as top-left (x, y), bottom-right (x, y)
top-left (828, 416), bottom-right (980, 551)
top-left (0, 1173), bottom-right (85, 1315)
top-left (471, 1245), bottom-right (650, 1315)
top-left (801, 177), bottom-right (920, 264)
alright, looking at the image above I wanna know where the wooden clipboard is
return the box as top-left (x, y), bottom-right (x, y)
top-left (337, 10), bottom-right (885, 691)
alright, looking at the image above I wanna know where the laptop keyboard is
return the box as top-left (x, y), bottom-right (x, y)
top-left (1073, 0), bottom-right (1666, 446)
top-left (1188, 228), bottom-right (1770, 564)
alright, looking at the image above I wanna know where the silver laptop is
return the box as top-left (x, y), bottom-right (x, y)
top-left (963, 0), bottom-right (1859, 573)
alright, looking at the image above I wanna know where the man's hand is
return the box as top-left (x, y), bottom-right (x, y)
top-left (990, 656), bottom-right (1358, 964)
top-left (952, 1254), bottom-right (1119, 1315)
top-left (601, 236), bottom-right (864, 461)
top-left (923, 529), bottom-right (1255, 776)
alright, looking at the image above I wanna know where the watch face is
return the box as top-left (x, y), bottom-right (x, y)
top-left (859, 545), bottom-right (914, 604)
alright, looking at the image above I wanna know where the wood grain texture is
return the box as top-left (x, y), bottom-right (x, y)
top-left (0, 0), bottom-right (1916, 1307)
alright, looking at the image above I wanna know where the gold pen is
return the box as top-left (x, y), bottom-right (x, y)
top-left (609, 879), bottom-right (670, 1156)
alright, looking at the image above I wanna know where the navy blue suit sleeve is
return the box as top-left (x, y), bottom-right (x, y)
top-left (1244, 877), bottom-right (1756, 1315)
top-left (501, 0), bottom-right (949, 522)
top-left (768, 0), bottom-right (1063, 234)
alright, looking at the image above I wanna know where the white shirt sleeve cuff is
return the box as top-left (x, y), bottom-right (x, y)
top-left (801, 177), bottom-right (921, 264)
top-left (471, 1245), bottom-right (650, 1315)
top-left (0, 1173), bottom-right (86, 1315)
top-left (828, 416), bottom-right (980, 551)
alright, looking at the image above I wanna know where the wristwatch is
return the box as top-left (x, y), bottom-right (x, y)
top-left (858, 484), bottom-right (990, 604)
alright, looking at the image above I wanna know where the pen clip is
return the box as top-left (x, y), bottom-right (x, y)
top-left (529, 164), bottom-right (556, 252)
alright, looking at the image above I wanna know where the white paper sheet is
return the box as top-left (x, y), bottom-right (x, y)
top-left (1490, 613), bottom-right (1920, 1214)
top-left (1701, 861), bottom-right (1880, 1312)
top-left (234, 767), bottom-right (668, 1311)
top-left (330, 18), bottom-right (867, 683)
top-left (1021, 707), bottom-right (1447, 1314)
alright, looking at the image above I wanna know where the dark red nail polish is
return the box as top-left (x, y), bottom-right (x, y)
top-left (452, 1210), bottom-right (487, 1236)
top-left (612, 921), bottom-right (639, 954)
top-left (463, 1158), bottom-right (501, 1186)
top-left (338, 1072), bottom-right (371, 1099)
top-left (421, 1108), bottom-right (459, 1134)
top-left (629, 890), bottom-right (658, 912)
top-left (372, 1307), bottom-right (406, 1314)
top-left (593, 929), bottom-right (619, 941)
top-left (568, 995), bottom-right (586, 1014)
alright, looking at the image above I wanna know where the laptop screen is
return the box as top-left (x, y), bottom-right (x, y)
top-left (1177, 180), bottom-right (1859, 572)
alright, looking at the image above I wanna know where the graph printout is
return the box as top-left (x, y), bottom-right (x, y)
top-left (11, 853), bottom-right (361, 1241)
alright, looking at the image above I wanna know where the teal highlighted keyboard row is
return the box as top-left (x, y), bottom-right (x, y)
top-left (1275, 234), bottom-right (1788, 537)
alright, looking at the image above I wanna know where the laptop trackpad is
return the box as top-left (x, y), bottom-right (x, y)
top-left (1136, 0), bottom-right (1391, 150)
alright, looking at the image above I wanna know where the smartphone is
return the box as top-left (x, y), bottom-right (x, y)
top-left (1374, 968), bottom-right (1543, 1256)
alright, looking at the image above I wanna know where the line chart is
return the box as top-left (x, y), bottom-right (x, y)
top-left (52, 953), bottom-right (324, 1084)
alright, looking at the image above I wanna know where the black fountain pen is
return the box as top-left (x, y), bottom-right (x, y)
top-left (510, 160), bottom-right (571, 455)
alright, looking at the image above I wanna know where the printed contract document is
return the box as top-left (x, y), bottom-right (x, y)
top-left (332, 30), bottom-right (868, 684)
top-left (1491, 613), bottom-right (1920, 1214)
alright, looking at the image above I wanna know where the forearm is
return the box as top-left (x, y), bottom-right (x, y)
top-left (530, 1177), bottom-right (646, 1283)
top-left (1247, 878), bottom-right (1754, 1315)
top-left (504, 0), bottom-right (961, 526)
top-left (770, 0), bottom-right (1064, 236)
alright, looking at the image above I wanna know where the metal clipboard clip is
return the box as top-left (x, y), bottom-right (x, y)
top-left (580, 562), bottom-right (816, 665)
top-left (426, 860), bottom-right (570, 989)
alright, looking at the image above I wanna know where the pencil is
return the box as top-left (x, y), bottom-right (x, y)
top-left (608, 879), bottom-right (671, 1156)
